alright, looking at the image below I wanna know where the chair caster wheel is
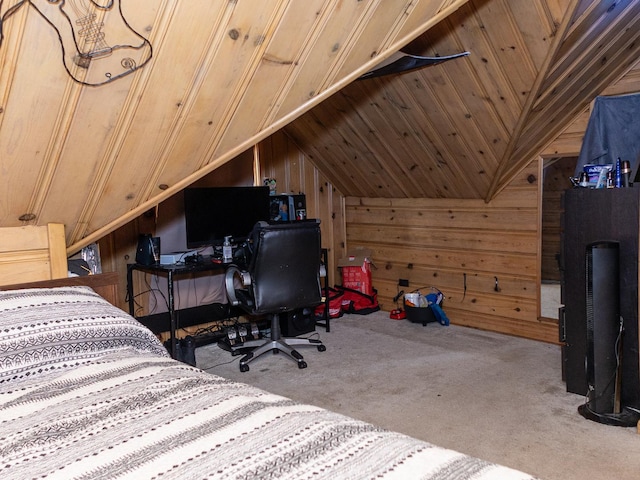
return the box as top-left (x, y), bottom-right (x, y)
top-left (298, 361), bottom-right (307, 369)
top-left (317, 344), bottom-right (326, 352)
top-left (239, 364), bottom-right (250, 372)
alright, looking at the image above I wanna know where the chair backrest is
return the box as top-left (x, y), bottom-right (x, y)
top-left (248, 220), bottom-right (322, 314)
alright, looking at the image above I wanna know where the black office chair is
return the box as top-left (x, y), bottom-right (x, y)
top-left (224, 220), bottom-right (326, 371)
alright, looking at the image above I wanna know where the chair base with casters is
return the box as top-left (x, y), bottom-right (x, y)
top-left (232, 313), bottom-right (326, 372)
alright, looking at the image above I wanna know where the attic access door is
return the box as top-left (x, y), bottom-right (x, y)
top-left (541, 156), bottom-right (577, 319)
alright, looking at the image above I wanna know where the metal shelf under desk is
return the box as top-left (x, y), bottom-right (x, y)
top-left (127, 258), bottom-right (228, 359)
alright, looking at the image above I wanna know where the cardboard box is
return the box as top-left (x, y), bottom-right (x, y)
top-left (338, 247), bottom-right (374, 295)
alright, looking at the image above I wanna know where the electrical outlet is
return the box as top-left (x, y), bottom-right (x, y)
top-left (399, 278), bottom-right (409, 287)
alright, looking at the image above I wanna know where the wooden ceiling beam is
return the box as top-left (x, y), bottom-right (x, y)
top-left (486, 0), bottom-right (640, 201)
top-left (484, 0), bottom-right (582, 202)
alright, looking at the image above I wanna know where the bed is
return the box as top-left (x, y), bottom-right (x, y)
top-left (0, 284), bottom-right (537, 480)
top-left (0, 224), bottom-right (535, 479)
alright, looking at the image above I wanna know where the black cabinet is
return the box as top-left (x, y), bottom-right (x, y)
top-left (561, 188), bottom-right (640, 411)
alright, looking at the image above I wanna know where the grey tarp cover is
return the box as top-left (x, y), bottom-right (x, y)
top-left (575, 93), bottom-right (640, 180)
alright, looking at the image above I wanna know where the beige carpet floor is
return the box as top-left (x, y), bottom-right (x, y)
top-left (195, 311), bottom-right (640, 480)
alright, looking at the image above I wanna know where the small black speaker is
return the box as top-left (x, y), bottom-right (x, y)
top-left (136, 234), bottom-right (160, 265)
top-left (290, 194), bottom-right (307, 220)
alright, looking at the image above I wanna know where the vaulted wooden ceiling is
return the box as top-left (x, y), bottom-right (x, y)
top-left (284, 0), bottom-right (640, 200)
top-left (1, 0), bottom-right (639, 254)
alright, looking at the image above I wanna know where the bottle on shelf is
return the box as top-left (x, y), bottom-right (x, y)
top-left (223, 236), bottom-right (233, 262)
top-left (606, 170), bottom-right (615, 188)
top-left (621, 160), bottom-right (632, 188)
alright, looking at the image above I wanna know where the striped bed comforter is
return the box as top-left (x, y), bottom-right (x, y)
top-left (0, 286), bottom-right (536, 480)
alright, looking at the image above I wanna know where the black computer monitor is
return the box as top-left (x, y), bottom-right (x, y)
top-left (183, 186), bottom-right (270, 248)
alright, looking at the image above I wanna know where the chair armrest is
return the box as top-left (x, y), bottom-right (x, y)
top-left (224, 265), bottom-right (251, 306)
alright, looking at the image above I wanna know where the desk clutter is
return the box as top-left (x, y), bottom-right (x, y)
top-left (161, 250), bottom-right (199, 264)
top-left (137, 242), bottom-right (246, 268)
top-left (571, 158), bottom-right (634, 189)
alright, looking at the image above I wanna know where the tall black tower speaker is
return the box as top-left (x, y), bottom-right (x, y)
top-left (584, 242), bottom-right (619, 414)
top-left (579, 241), bottom-right (639, 426)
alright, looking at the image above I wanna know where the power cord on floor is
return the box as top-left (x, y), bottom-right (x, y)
top-left (200, 356), bottom-right (241, 372)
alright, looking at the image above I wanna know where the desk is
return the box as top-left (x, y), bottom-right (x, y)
top-left (128, 254), bottom-right (330, 358)
top-left (127, 258), bottom-right (228, 358)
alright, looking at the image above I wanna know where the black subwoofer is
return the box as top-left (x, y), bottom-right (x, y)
top-left (280, 307), bottom-right (316, 337)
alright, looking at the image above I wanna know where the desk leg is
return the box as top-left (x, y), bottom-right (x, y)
top-left (167, 270), bottom-right (177, 359)
top-left (127, 265), bottom-right (135, 316)
top-left (316, 248), bottom-right (331, 332)
top-left (323, 279), bottom-right (330, 332)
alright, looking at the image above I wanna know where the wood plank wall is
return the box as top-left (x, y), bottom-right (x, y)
top-left (346, 160), bottom-right (558, 344)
